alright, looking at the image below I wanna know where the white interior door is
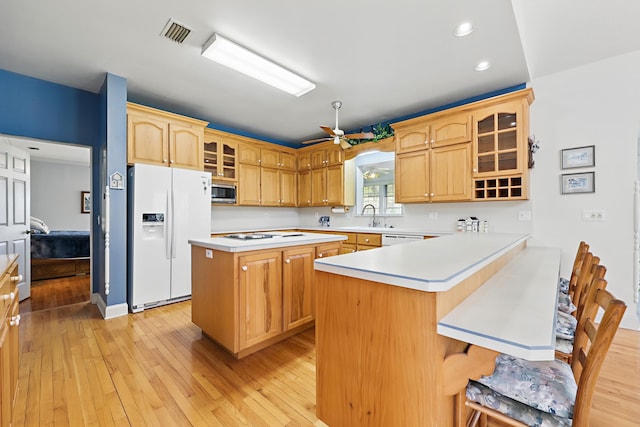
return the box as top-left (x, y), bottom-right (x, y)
top-left (0, 141), bottom-right (30, 301)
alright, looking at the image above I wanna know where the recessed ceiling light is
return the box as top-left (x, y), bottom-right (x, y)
top-left (474, 61), bottom-right (491, 71)
top-left (453, 22), bottom-right (474, 37)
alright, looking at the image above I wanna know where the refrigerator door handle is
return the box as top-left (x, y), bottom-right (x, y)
top-left (171, 185), bottom-right (177, 259)
top-left (165, 188), bottom-right (172, 259)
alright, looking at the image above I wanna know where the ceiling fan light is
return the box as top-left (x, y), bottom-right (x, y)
top-left (453, 22), bottom-right (474, 37)
top-left (201, 33), bottom-right (316, 97)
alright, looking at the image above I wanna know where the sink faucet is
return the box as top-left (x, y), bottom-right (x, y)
top-left (361, 204), bottom-right (379, 227)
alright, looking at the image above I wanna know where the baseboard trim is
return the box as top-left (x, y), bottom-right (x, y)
top-left (94, 293), bottom-right (129, 319)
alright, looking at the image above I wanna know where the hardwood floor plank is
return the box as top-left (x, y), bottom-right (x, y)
top-left (11, 300), bottom-right (639, 427)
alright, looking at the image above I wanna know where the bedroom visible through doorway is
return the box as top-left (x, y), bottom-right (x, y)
top-left (8, 136), bottom-right (92, 314)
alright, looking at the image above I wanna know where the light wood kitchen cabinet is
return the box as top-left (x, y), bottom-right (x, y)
top-left (308, 159), bottom-right (354, 207)
top-left (356, 233), bottom-right (382, 251)
top-left (395, 122), bottom-right (430, 154)
top-left (127, 103), bottom-right (207, 170)
top-left (430, 143), bottom-right (472, 202)
top-left (238, 143), bottom-right (298, 206)
top-left (298, 170), bottom-right (312, 206)
top-left (282, 247), bottom-right (315, 330)
top-left (238, 251), bottom-right (283, 349)
top-left (260, 167), bottom-right (281, 206)
top-left (396, 142), bottom-right (472, 203)
top-left (311, 168), bottom-right (327, 206)
top-left (316, 242), bottom-right (342, 259)
top-left (0, 255), bottom-right (19, 427)
top-left (191, 239), bottom-right (343, 359)
top-left (203, 129), bottom-right (237, 181)
top-left (298, 151), bottom-right (312, 170)
top-left (429, 113), bottom-right (472, 148)
top-left (238, 143), bottom-right (261, 165)
top-left (472, 90), bottom-right (533, 200)
top-left (311, 149), bottom-right (327, 169)
top-left (238, 163), bottom-right (261, 205)
top-left (279, 169), bottom-right (297, 206)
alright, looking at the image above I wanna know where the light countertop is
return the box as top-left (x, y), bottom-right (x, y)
top-left (313, 232), bottom-right (529, 292)
top-left (190, 231), bottom-right (347, 253)
top-left (210, 226), bottom-right (451, 237)
top-left (438, 246), bottom-right (561, 360)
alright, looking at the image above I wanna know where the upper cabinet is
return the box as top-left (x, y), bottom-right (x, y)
top-left (393, 88), bottom-right (533, 203)
top-left (471, 90), bottom-right (533, 201)
top-left (203, 128), bottom-right (237, 181)
top-left (127, 103), bottom-right (208, 170)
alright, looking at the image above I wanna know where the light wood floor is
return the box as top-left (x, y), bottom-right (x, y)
top-left (19, 275), bottom-right (90, 314)
top-left (12, 300), bottom-right (640, 427)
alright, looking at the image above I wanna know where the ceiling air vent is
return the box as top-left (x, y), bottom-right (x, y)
top-left (160, 19), bottom-right (192, 44)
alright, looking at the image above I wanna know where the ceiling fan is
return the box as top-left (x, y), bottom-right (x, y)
top-left (301, 101), bottom-right (374, 149)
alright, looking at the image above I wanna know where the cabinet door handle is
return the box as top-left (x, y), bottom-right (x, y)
top-left (365, 238), bottom-right (370, 243)
top-left (424, 140), bottom-right (429, 144)
top-left (170, 159), bottom-right (174, 164)
top-left (10, 274), bottom-right (22, 282)
top-left (10, 314), bottom-right (20, 327)
top-left (163, 159), bottom-right (168, 163)
top-left (1, 292), bottom-right (15, 301)
top-left (318, 253), bottom-right (323, 258)
top-left (425, 193), bottom-right (429, 197)
top-left (431, 193), bottom-right (435, 197)
top-left (473, 168), bottom-right (477, 172)
top-left (241, 266), bottom-right (248, 271)
top-left (285, 259), bottom-right (290, 264)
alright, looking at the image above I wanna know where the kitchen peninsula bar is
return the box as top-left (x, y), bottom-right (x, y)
top-left (313, 233), bottom-right (561, 427)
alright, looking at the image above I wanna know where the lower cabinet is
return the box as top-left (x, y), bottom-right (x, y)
top-left (238, 251), bottom-right (283, 349)
top-left (0, 256), bottom-right (19, 427)
top-left (192, 241), bottom-right (342, 358)
top-left (282, 247), bottom-right (315, 330)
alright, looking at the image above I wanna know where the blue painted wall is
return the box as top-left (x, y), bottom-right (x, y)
top-left (102, 73), bottom-right (128, 306)
top-left (0, 68), bottom-right (127, 308)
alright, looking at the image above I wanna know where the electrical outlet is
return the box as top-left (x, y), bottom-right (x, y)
top-left (518, 211), bottom-right (532, 221)
top-left (583, 210), bottom-right (605, 221)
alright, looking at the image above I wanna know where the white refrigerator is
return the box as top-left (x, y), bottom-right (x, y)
top-left (128, 163), bottom-right (211, 312)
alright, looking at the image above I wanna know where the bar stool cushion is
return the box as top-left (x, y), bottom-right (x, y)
top-left (557, 292), bottom-right (576, 314)
top-left (467, 381), bottom-right (571, 427)
top-left (558, 277), bottom-right (570, 294)
top-left (555, 337), bottom-right (573, 354)
top-left (556, 311), bottom-right (578, 339)
top-left (470, 354), bottom-right (576, 419)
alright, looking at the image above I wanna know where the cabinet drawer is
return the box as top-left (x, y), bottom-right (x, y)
top-left (341, 244), bottom-right (357, 254)
top-left (342, 232), bottom-right (357, 245)
top-left (357, 233), bottom-right (381, 247)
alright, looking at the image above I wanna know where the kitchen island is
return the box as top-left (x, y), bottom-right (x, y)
top-left (313, 233), bottom-right (561, 427)
top-left (189, 231), bottom-right (346, 358)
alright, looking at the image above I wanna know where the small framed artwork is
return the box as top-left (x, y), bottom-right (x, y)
top-left (81, 191), bottom-right (91, 213)
top-left (561, 172), bottom-right (595, 194)
top-left (561, 145), bottom-right (595, 169)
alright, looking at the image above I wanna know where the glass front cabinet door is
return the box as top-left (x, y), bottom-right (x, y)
top-left (472, 99), bottom-right (528, 200)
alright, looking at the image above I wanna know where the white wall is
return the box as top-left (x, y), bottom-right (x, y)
top-left (528, 51), bottom-right (640, 329)
top-left (31, 159), bottom-right (91, 230)
top-left (211, 206), bottom-right (299, 232)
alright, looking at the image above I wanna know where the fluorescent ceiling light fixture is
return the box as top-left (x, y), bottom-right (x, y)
top-left (201, 33), bottom-right (316, 97)
top-left (474, 60), bottom-right (491, 71)
top-left (453, 22), bottom-right (474, 37)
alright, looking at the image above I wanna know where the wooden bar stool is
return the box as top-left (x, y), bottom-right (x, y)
top-left (464, 279), bottom-right (626, 427)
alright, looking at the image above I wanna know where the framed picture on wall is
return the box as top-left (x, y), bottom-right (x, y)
top-left (81, 191), bottom-right (91, 213)
top-left (561, 145), bottom-right (595, 169)
top-left (561, 172), bottom-right (595, 194)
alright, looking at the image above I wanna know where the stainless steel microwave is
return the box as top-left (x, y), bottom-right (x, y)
top-left (211, 182), bottom-right (236, 204)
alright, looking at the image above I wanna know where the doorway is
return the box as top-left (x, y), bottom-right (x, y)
top-left (5, 136), bottom-right (92, 313)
